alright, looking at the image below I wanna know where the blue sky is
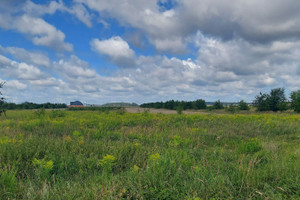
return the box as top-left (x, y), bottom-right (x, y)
top-left (0, 0), bottom-right (300, 104)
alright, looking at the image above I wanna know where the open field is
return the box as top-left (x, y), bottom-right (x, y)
top-left (0, 110), bottom-right (300, 199)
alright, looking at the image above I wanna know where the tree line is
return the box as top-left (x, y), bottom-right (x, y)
top-left (140, 88), bottom-right (300, 113)
top-left (0, 102), bottom-right (67, 110)
top-left (1, 82), bottom-right (300, 113)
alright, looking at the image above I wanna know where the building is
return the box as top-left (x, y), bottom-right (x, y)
top-left (68, 101), bottom-right (84, 107)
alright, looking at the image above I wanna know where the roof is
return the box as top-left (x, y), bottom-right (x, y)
top-left (70, 101), bottom-right (83, 106)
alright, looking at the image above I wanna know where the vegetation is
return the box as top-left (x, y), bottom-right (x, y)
top-left (254, 88), bottom-right (288, 112)
top-left (1, 102), bottom-right (67, 110)
top-left (212, 100), bottom-right (224, 109)
top-left (141, 99), bottom-right (207, 110)
top-left (238, 100), bottom-right (250, 111)
top-left (290, 90), bottom-right (300, 113)
top-left (0, 110), bottom-right (299, 199)
top-left (0, 82), bottom-right (4, 105)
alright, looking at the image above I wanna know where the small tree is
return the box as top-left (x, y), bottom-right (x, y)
top-left (290, 90), bottom-right (300, 113)
top-left (238, 100), bottom-right (250, 110)
top-left (253, 92), bottom-right (270, 111)
top-left (0, 82), bottom-right (6, 117)
top-left (0, 82), bottom-right (5, 106)
top-left (213, 100), bottom-right (224, 109)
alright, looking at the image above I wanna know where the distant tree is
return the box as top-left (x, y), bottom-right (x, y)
top-left (238, 100), bottom-right (250, 110)
top-left (253, 88), bottom-right (287, 112)
top-left (268, 88), bottom-right (288, 111)
top-left (253, 92), bottom-right (270, 111)
top-left (0, 82), bottom-right (6, 117)
top-left (290, 90), bottom-right (300, 113)
top-left (0, 82), bottom-right (5, 106)
top-left (193, 99), bottom-right (207, 109)
top-left (213, 100), bottom-right (224, 109)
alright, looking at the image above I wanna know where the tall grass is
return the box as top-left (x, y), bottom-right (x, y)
top-left (0, 110), bottom-right (299, 199)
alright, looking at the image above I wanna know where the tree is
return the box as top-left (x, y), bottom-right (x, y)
top-left (0, 82), bottom-right (5, 105)
top-left (253, 88), bottom-right (287, 112)
top-left (193, 99), bottom-right (207, 109)
top-left (268, 88), bottom-right (287, 111)
top-left (238, 100), bottom-right (250, 110)
top-left (213, 100), bottom-right (224, 109)
top-left (0, 82), bottom-right (6, 117)
top-left (290, 90), bottom-right (300, 113)
top-left (253, 92), bottom-right (270, 111)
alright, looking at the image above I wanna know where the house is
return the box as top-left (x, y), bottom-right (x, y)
top-left (68, 101), bottom-right (84, 107)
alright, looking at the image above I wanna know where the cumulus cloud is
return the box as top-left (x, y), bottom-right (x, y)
top-left (91, 37), bottom-right (136, 68)
top-left (22, 0), bottom-right (93, 27)
top-left (0, 55), bottom-right (45, 80)
top-left (54, 55), bottom-right (97, 79)
top-left (79, 0), bottom-right (300, 53)
top-left (0, 13), bottom-right (73, 52)
top-left (5, 47), bottom-right (50, 67)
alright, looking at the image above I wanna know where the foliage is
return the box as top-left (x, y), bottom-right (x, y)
top-left (0, 167), bottom-right (18, 199)
top-left (268, 88), bottom-right (288, 111)
top-left (212, 100), bottom-right (224, 109)
top-left (238, 100), bottom-right (250, 110)
top-left (238, 138), bottom-right (262, 154)
top-left (290, 90), bottom-right (300, 113)
top-left (225, 104), bottom-right (236, 113)
top-left (254, 88), bottom-right (288, 112)
top-left (0, 110), bottom-right (299, 199)
top-left (0, 82), bottom-right (5, 106)
top-left (141, 99), bottom-right (207, 110)
top-left (1, 101), bottom-right (67, 110)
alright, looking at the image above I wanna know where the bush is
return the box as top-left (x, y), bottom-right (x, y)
top-left (213, 100), bottom-right (224, 109)
top-left (290, 90), bottom-right (300, 113)
top-left (238, 100), bottom-right (250, 110)
top-left (226, 105), bottom-right (236, 113)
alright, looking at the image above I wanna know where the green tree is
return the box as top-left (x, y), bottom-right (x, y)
top-left (0, 82), bottom-right (5, 106)
top-left (213, 100), bottom-right (224, 109)
top-left (238, 100), bottom-right (250, 110)
top-left (253, 92), bottom-right (270, 111)
top-left (193, 99), bottom-right (207, 109)
top-left (268, 88), bottom-right (287, 111)
top-left (290, 90), bottom-right (300, 113)
top-left (254, 88), bottom-right (287, 112)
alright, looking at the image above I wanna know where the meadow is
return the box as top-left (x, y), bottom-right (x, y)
top-left (0, 109), bottom-right (299, 199)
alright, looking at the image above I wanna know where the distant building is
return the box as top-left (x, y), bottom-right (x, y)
top-left (68, 101), bottom-right (84, 107)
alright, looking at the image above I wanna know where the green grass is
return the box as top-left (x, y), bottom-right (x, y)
top-left (0, 110), bottom-right (299, 199)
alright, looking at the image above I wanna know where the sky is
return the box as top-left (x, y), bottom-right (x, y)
top-left (0, 0), bottom-right (300, 104)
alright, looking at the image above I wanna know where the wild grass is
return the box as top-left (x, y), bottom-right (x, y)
top-left (0, 110), bottom-right (299, 199)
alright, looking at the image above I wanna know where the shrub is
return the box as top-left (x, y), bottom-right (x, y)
top-left (213, 100), bottom-right (224, 109)
top-left (238, 100), bottom-right (250, 110)
top-left (290, 90), bottom-right (300, 113)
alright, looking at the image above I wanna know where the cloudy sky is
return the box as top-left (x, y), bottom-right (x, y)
top-left (0, 0), bottom-right (300, 104)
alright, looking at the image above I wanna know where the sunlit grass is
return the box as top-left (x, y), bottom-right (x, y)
top-left (0, 110), bottom-right (299, 199)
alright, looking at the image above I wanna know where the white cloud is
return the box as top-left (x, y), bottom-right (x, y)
top-left (54, 55), bottom-right (97, 79)
top-left (22, 0), bottom-right (93, 27)
top-left (5, 47), bottom-right (50, 67)
top-left (0, 13), bottom-right (73, 52)
top-left (91, 37), bottom-right (136, 68)
top-left (4, 80), bottom-right (27, 90)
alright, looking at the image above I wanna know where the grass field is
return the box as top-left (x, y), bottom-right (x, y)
top-left (0, 109), bottom-right (299, 199)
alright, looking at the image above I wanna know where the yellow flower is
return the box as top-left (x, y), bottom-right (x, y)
top-left (65, 136), bottom-right (72, 142)
top-left (132, 165), bottom-right (139, 172)
top-left (149, 153), bottom-right (160, 161)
